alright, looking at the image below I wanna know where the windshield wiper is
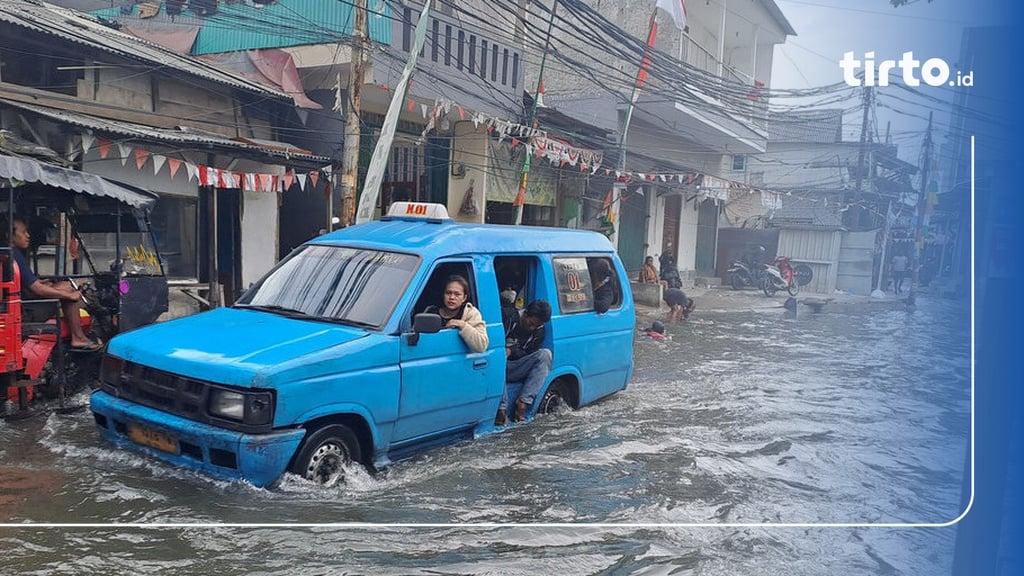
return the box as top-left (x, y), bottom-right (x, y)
top-left (234, 304), bottom-right (314, 319)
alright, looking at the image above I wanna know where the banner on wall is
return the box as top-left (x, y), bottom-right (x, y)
top-left (487, 140), bottom-right (557, 206)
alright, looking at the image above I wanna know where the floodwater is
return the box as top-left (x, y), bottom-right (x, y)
top-left (1, 296), bottom-right (971, 575)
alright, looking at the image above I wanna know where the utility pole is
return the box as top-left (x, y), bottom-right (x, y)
top-left (907, 110), bottom-right (933, 306)
top-left (851, 86), bottom-right (872, 229)
top-left (512, 0), bottom-right (559, 226)
top-left (339, 0), bottom-right (367, 228)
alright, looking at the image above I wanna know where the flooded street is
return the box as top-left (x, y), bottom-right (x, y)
top-left (1, 296), bottom-right (971, 575)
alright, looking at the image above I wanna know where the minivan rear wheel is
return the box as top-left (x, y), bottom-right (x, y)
top-left (539, 380), bottom-right (572, 414)
top-left (290, 424), bottom-right (362, 487)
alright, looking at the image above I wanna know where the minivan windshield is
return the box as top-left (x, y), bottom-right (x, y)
top-left (234, 245), bottom-right (419, 328)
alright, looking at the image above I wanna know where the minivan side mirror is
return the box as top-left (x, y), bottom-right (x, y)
top-left (408, 313), bottom-right (443, 346)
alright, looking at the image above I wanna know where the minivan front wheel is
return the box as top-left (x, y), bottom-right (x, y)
top-left (539, 380), bottom-right (573, 414)
top-left (290, 424), bottom-right (362, 487)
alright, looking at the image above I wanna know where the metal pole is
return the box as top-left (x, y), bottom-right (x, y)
top-left (874, 200), bottom-right (891, 293)
top-left (512, 0), bottom-right (559, 226)
top-left (907, 111), bottom-right (933, 306)
top-left (340, 0), bottom-right (367, 228)
top-left (852, 86), bottom-right (872, 228)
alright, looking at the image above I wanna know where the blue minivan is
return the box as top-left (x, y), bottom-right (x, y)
top-left (90, 202), bottom-right (635, 487)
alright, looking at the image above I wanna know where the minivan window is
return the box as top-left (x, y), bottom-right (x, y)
top-left (552, 257), bottom-right (595, 313)
top-left (235, 245), bottom-right (418, 328)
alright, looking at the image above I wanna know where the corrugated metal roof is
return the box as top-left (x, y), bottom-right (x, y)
top-left (91, 0), bottom-right (392, 56)
top-left (0, 0), bottom-right (294, 101)
top-left (1, 152), bottom-right (158, 209)
top-left (1, 98), bottom-right (330, 166)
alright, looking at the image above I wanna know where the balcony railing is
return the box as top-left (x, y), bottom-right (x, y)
top-left (392, 6), bottom-right (523, 114)
top-left (679, 35), bottom-right (766, 130)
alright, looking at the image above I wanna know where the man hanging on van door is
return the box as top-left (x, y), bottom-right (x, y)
top-left (496, 299), bottom-right (552, 425)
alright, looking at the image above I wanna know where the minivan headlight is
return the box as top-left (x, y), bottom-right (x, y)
top-left (207, 387), bottom-right (274, 426)
top-left (99, 354), bottom-right (125, 388)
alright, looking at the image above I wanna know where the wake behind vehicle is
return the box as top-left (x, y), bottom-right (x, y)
top-left (90, 202), bottom-right (635, 488)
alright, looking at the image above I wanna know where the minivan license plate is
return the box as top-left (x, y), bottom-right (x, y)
top-left (127, 423), bottom-right (179, 455)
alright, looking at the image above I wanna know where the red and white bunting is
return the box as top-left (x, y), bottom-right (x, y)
top-left (118, 143), bottom-right (132, 166)
top-left (81, 133), bottom-right (96, 156)
top-left (152, 154), bottom-right (166, 175)
top-left (167, 158), bottom-right (182, 180)
top-left (134, 148), bottom-right (150, 171)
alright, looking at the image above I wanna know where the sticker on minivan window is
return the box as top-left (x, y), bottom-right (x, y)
top-left (553, 257), bottom-right (594, 313)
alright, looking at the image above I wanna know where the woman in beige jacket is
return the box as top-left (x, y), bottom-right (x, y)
top-left (429, 275), bottom-right (489, 353)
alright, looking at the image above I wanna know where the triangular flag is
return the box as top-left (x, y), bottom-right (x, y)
top-left (81, 133), bottom-right (96, 156)
top-left (283, 170), bottom-right (295, 190)
top-left (309, 171), bottom-right (319, 188)
top-left (186, 162), bottom-right (198, 182)
top-left (198, 165), bottom-right (210, 186)
top-left (258, 173), bottom-right (271, 192)
top-left (296, 173), bottom-right (307, 191)
top-left (118, 143), bottom-right (132, 166)
top-left (459, 106), bottom-right (465, 120)
top-left (167, 158), bottom-right (182, 179)
top-left (97, 137), bottom-right (111, 159)
top-left (134, 148), bottom-right (150, 171)
top-left (152, 154), bottom-right (166, 175)
top-left (407, 99), bottom-right (415, 112)
top-left (245, 173), bottom-right (256, 192)
top-left (655, 0), bottom-right (687, 31)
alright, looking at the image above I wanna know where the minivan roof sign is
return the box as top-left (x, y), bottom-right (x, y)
top-left (384, 201), bottom-right (452, 222)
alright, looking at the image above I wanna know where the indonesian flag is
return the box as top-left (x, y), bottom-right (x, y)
top-left (656, 0), bottom-right (687, 31)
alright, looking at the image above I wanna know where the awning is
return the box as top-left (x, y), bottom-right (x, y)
top-left (0, 153), bottom-right (158, 210)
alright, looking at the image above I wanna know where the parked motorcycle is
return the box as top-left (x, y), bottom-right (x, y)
top-left (762, 256), bottom-right (800, 297)
top-left (727, 259), bottom-right (761, 290)
top-left (659, 256), bottom-right (682, 290)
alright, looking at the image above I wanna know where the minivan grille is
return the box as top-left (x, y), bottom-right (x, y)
top-left (103, 361), bottom-right (207, 420)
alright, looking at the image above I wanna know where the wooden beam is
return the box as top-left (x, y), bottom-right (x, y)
top-left (0, 81), bottom-right (185, 129)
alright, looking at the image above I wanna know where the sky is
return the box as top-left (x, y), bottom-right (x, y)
top-left (769, 0), bottom-right (1004, 163)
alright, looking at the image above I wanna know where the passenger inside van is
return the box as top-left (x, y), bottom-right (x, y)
top-left (423, 274), bottom-right (488, 353)
top-left (589, 258), bottom-right (615, 314)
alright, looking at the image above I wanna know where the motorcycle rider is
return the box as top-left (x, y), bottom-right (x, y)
top-left (3, 217), bottom-right (101, 350)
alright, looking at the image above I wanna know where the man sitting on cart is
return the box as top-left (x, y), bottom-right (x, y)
top-left (5, 217), bottom-right (101, 351)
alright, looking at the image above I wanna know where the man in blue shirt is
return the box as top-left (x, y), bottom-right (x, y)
top-left (7, 218), bottom-right (100, 350)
